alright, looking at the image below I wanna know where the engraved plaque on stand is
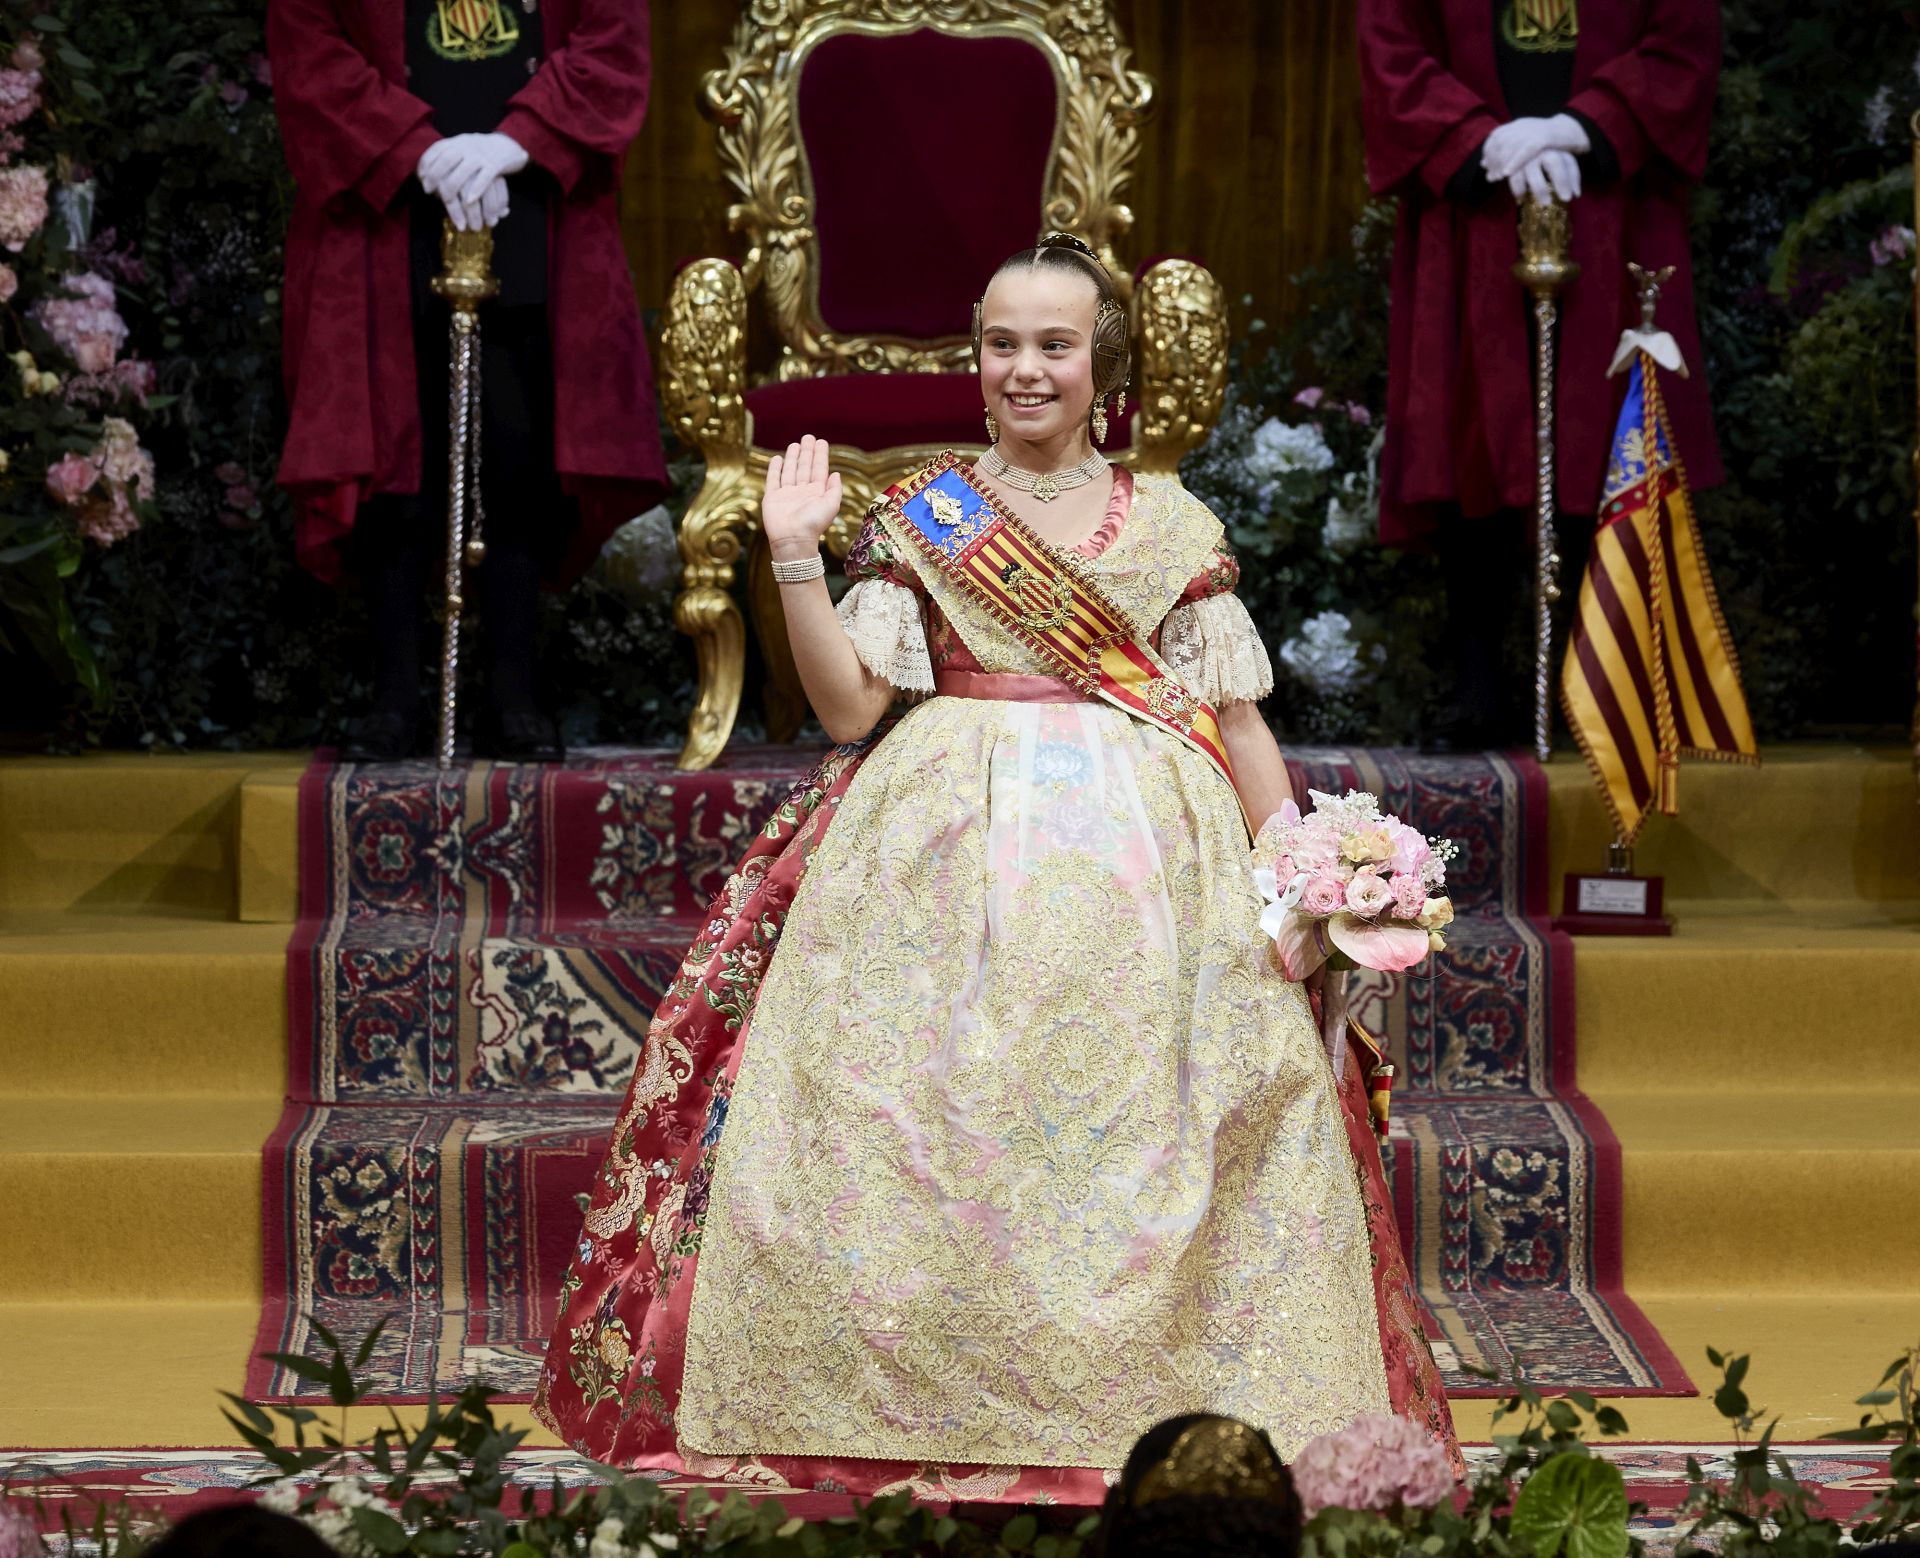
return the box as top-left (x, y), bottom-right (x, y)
top-left (1553, 841), bottom-right (1674, 936)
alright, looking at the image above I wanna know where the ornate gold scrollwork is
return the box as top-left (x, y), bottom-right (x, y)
top-left (1132, 258), bottom-right (1228, 476)
top-left (668, 3), bottom-right (1228, 769)
top-left (664, 260), bottom-right (758, 772)
top-left (700, 0), bottom-right (1153, 380)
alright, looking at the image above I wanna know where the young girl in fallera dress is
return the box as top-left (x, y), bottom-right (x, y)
top-left (534, 237), bottom-right (1460, 1500)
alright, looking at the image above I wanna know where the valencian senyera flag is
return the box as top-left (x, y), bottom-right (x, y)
top-left (1559, 351), bottom-right (1758, 844)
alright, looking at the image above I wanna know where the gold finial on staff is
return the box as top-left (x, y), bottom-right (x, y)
top-left (430, 220), bottom-right (499, 770)
top-left (1513, 196), bottom-right (1580, 765)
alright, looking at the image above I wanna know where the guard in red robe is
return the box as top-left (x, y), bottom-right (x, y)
top-left (1359, 0), bottom-right (1721, 747)
top-left (268, 0), bottom-right (667, 760)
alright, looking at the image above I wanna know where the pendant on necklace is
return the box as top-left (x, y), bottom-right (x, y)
top-left (1032, 473), bottom-right (1061, 502)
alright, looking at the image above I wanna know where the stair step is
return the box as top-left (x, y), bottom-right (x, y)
top-left (1598, 1090), bottom-right (1920, 1294)
top-left (0, 912), bottom-right (287, 1094)
top-left (1574, 900), bottom-right (1920, 1093)
top-left (0, 1096), bottom-right (278, 1300)
top-left (1545, 745), bottom-right (1920, 906)
top-left (238, 770), bottom-right (301, 924)
top-left (0, 753), bottom-right (306, 916)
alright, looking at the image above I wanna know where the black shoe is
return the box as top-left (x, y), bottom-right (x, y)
top-left (479, 707), bottom-right (565, 764)
top-left (339, 704), bottom-right (425, 763)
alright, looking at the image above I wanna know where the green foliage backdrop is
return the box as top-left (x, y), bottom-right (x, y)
top-left (0, 0), bottom-right (1914, 750)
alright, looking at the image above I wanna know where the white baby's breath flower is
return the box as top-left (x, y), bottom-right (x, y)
top-left (258, 1483), bottom-right (301, 1515)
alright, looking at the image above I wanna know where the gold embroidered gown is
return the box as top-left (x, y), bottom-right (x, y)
top-left (534, 465), bottom-right (1455, 1495)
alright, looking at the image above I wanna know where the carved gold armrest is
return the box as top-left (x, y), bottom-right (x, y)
top-left (664, 258), bottom-right (756, 771)
top-left (1131, 258), bottom-right (1228, 477)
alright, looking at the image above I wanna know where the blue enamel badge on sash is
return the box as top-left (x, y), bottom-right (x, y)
top-left (904, 470), bottom-right (992, 558)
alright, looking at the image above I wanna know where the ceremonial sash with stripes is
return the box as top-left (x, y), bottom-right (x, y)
top-left (1559, 354), bottom-right (1757, 844)
top-left (877, 453), bottom-right (1239, 799)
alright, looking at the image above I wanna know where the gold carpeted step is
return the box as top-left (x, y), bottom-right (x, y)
top-left (0, 1293), bottom-right (1913, 1450)
top-left (1574, 899), bottom-right (1920, 1093)
top-left (0, 1096), bottom-right (278, 1300)
top-left (0, 753), bottom-right (306, 917)
top-left (1546, 745), bottom-right (1920, 906)
top-left (1597, 1089), bottom-right (1920, 1295)
top-left (0, 912), bottom-right (287, 1094)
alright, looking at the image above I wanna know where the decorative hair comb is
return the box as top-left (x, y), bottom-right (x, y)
top-left (1036, 230), bottom-right (1111, 276)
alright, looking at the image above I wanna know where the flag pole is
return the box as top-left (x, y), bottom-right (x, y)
top-left (1910, 112), bottom-right (1920, 788)
top-left (430, 220), bottom-right (498, 771)
top-left (1514, 197), bottom-right (1579, 765)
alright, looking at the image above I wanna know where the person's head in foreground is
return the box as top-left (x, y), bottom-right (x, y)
top-left (143, 1504), bottom-right (341, 1558)
top-left (1096, 1412), bottom-right (1305, 1558)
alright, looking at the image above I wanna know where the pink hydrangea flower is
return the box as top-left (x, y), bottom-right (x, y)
top-left (0, 67), bottom-right (39, 129)
top-left (0, 163), bottom-right (48, 250)
top-left (1345, 872), bottom-right (1394, 918)
top-left (45, 451), bottom-right (98, 506)
top-left (97, 416), bottom-right (154, 498)
top-left (75, 487), bottom-right (139, 547)
top-left (34, 272), bottom-right (127, 373)
top-left (0, 1500), bottom-right (43, 1558)
top-left (1390, 872), bottom-right (1427, 920)
top-left (1870, 225), bottom-right (1916, 267)
top-left (0, 262), bottom-right (14, 303)
top-left (1292, 1413), bottom-right (1456, 1517)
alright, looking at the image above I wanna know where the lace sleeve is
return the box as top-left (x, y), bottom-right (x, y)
top-left (1160, 592), bottom-right (1274, 706)
top-left (836, 578), bottom-right (935, 695)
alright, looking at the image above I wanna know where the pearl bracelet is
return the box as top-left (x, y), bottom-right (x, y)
top-left (769, 552), bottom-right (827, 584)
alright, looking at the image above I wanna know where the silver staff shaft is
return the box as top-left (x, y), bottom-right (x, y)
top-left (1512, 198), bottom-right (1579, 765)
top-left (430, 222), bottom-right (500, 770)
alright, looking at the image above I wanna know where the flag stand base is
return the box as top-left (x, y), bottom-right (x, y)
top-left (1553, 842), bottom-right (1674, 936)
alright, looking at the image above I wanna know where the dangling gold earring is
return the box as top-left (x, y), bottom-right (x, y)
top-left (984, 407), bottom-right (1000, 443)
top-left (1090, 396), bottom-right (1108, 444)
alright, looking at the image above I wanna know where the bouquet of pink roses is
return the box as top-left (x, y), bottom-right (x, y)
top-left (1254, 789), bottom-right (1457, 982)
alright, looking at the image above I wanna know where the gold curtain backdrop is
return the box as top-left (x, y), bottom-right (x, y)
top-left (618, 0), bottom-right (1366, 329)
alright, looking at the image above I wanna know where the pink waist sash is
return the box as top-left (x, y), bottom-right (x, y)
top-left (933, 668), bottom-right (1097, 704)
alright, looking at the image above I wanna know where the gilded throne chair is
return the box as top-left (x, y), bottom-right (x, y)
top-left (663, 0), bottom-right (1231, 770)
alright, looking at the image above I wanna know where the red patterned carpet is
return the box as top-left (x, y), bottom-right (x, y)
top-left (252, 745), bottom-right (1688, 1402)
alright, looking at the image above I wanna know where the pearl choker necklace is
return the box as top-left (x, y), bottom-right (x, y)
top-left (978, 444), bottom-right (1109, 503)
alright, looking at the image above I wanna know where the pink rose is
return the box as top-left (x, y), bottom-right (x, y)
top-left (1345, 871), bottom-right (1393, 918)
top-left (1293, 1414), bottom-right (1456, 1517)
top-left (0, 262), bottom-right (13, 303)
top-left (45, 451), bottom-right (98, 506)
top-left (1347, 404), bottom-right (1373, 426)
top-left (218, 79), bottom-right (248, 107)
top-left (213, 461), bottom-right (247, 485)
top-left (248, 52), bottom-right (273, 87)
top-left (0, 163), bottom-right (48, 250)
top-left (1300, 874), bottom-right (1347, 918)
top-left (10, 40), bottom-right (44, 73)
top-left (1293, 386), bottom-right (1325, 409)
top-left (1390, 873), bottom-right (1427, 920)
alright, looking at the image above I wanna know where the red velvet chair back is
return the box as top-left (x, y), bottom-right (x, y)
top-left (797, 28), bottom-right (1060, 341)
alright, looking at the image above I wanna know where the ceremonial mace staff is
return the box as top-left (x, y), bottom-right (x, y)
top-left (431, 221), bottom-right (498, 770)
top-left (1513, 197), bottom-right (1579, 764)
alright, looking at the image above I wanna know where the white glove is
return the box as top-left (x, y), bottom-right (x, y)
top-left (1481, 113), bottom-right (1590, 182)
top-left (417, 133), bottom-right (529, 231)
top-left (1508, 148), bottom-right (1582, 204)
